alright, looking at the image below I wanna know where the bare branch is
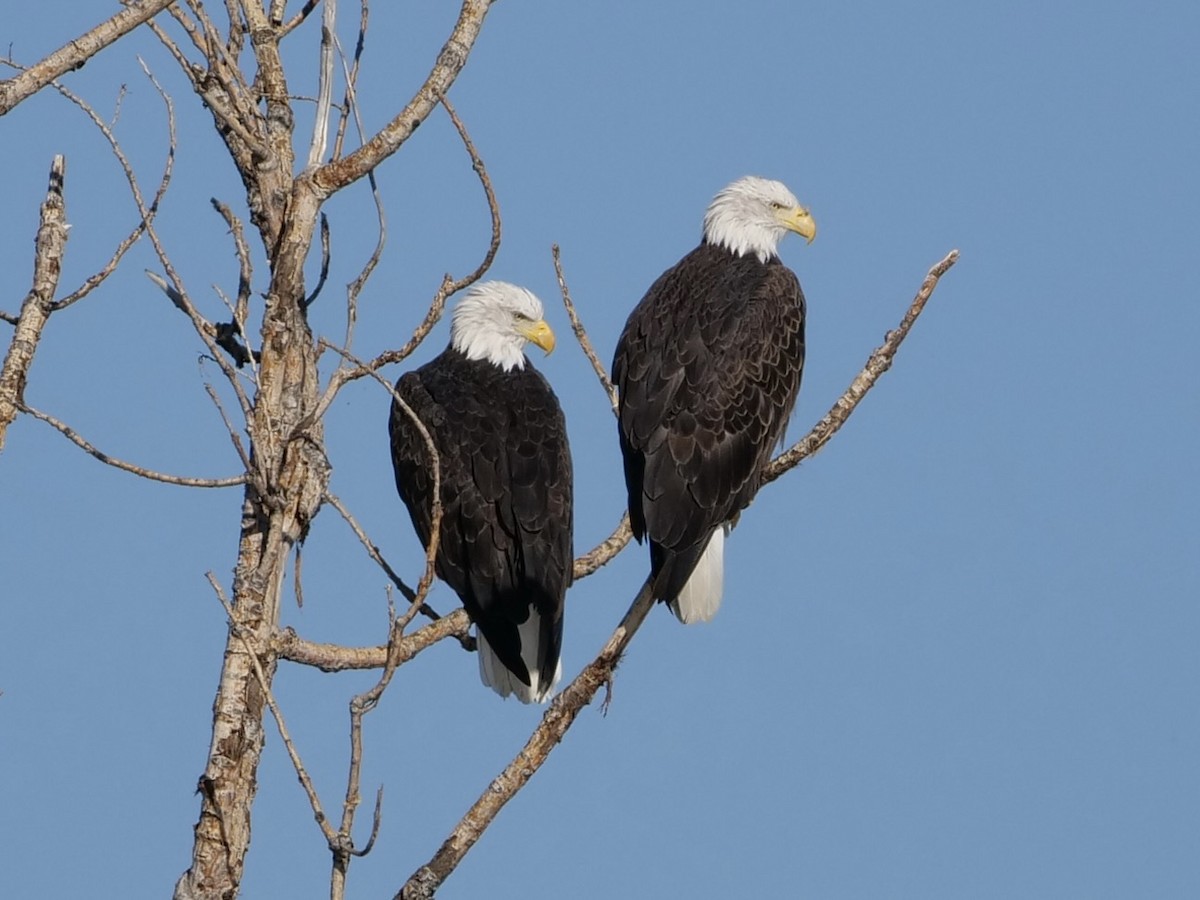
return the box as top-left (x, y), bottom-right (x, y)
top-left (318, 341), bottom-right (445, 629)
top-left (306, 0), bottom-right (337, 168)
top-left (312, 0), bottom-right (495, 197)
top-left (552, 244), bottom-right (617, 413)
top-left (222, 0), bottom-right (246, 58)
top-left (22, 403), bottom-right (246, 488)
top-left (399, 575), bottom-right (658, 900)
top-left (329, 29), bottom-right (388, 349)
top-left (0, 156), bottom-right (68, 454)
top-left (210, 198), bottom-right (254, 327)
top-left (200, 382), bottom-right (255, 480)
top-left (763, 249), bottom-right (961, 484)
top-left (208, 573), bottom-right (340, 850)
top-left (165, 1), bottom-right (208, 57)
top-left (335, 507), bottom-right (447, 894)
top-left (268, 0), bottom-right (291, 28)
top-left (145, 11), bottom-right (264, 172)
top-left (273, 611), bottom-right (472, 672)
top-left (12, 76), bottom-right (172, 311)
top-left (0, 0), bottom-right (176, 115)
top-left (145, 270), bottom-right (258, 388)
top-left (303, 213), bottom-right (332, 309)
top-left (573, 513), bottom-right (633, 580)
top-left (329, 1), bottom-right (371, 161)
top-left (323, 490), bottom-right (418, 604)
top-left (281, 0), bottom-right (322, 37)
top-left (33, 78), bottom-right (174, 314)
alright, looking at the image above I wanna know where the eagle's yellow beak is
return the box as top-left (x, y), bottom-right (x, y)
top-left (520, 319), bottom-right (556, 355)
top-left (781, 206), bottom-right (817, 245)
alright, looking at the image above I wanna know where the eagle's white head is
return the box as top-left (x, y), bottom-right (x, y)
top-left (702, 176), bottom-right (817, 264)
top-left (450, 281), bottom-right (556, 372)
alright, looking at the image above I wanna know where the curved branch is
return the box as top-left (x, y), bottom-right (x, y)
top-left (308, 95), bottom-right (500, 422)
top-left (22, 404), bottom-right (246, 487)
top-left (312, 0), bottom-right (495, 197)
top-left (0, 0), bottom-right (176, 115)
top-left (45, 72), bottom-right (176, 312)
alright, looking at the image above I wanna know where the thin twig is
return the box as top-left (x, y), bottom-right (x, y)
top-left (207, 574), bottom-right (339, 847)
top-left (318, 490), bottom-right (475, 648)
top-left (308, 94), bottom-right (500, 422)
top-left (332, 26), bottom-right (387, 351)
top-left (436, 91), bottom-right (502, 294)
top-left (0, 58), bottom-right (175, 315)
top-left (21, 403), bottom-right (246, 488)
top-left (329, 0), bottom-right (370, 161)
top-left (323, 490), bottom-right (418, 605)
top-left (552, 244), bottom-right (617, 413)
top-left (0, 0), bottom-right (176, 115)
top-left (49, 75), bottom-right (175, 312)
top-left (325, 341), bottom-right (447, 897)
top-left (210, 198), bottom-right (254, 332)
top-left (763, 249), bottom-right (961, 483)
top-left (132, 60), bottom-right (255, 422)
top-left (281, 0), bottom-right (322, 37)
top-left (317, 342), bottom-right (444, 626)
top-left (201, 382), bottom-right (255, 478)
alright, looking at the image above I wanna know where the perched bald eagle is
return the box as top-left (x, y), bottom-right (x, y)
top-left (388, 281), bottom-right (573, 702)
top-left (612, 176), bottom-right (815, 624)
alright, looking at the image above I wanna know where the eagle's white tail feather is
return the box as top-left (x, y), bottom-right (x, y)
top-left (669, 527), bottom-right (725, 624)
top-left (476, 614), bottom-right (561, 704)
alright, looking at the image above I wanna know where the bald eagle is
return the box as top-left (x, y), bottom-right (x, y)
top-left (388, 281), bottom-right (573, 702)
top-left (612, 176), bottom-right (815, 624)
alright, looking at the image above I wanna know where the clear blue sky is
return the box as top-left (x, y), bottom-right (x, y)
top-left (2, 2), bottom-right (1198, 898)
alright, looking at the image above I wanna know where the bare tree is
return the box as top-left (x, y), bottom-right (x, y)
top-left (1, 4), bottom-right (956, 899)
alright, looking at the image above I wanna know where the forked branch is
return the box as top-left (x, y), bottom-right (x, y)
top-left (312, 0), bottom-right (495, 196)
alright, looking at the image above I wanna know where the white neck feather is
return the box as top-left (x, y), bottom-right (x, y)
top-left (450, 284), bottom-right (533, 372)
top-left (701, 176), bottom-right (802, 264)
top-left (703, 214), bottom-right (783, 264)
top-left (452, 325), bottom-right (527, 371)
